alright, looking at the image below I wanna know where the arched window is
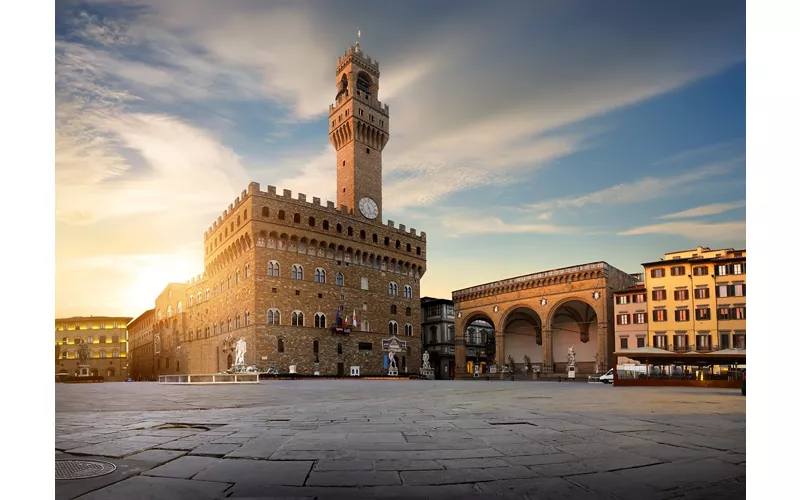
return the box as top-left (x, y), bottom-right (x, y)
top-left (196, 329), bottom-right (201, 340)
top-left (245, 311), bottom-right (250, 326)
top-left (322, 220), bottom-right (329, 230)
top-left (313, 340), bottom-right (319, 362)
top-left (336, 273), bottom-right (344, 287)
top-left (227, 318), bottom-right (232, 331)
top-left (404, 285), bottom-right (413, 298)
top-left (278, 210), bottom-right (286, 220)
top-left (205, 288), bottom-right (210, 300)
top-left (176, 301), bottom-right (183, 315)
top-left (292, 265), bottom-right (304, 280)
top-left (236, 269), bottom-right (241, 284)
top-left (388, 282), bottom-right (398, 296)
top-left (362, 320), bottom-right (370, 332)
top-left (348, 227), bottom-right (353, 236)
top-left (213, 324), bottom-right (218, 336)
top-left (244, 209), bottom-right (247, 220)
top-left (237, 215), bottom-right (241, 226)
top-left (388, 321), bottom-right (398, 336)
top-left (278, 339), bottom-right (285, 352)
top-left (189, 295), bottom-right (194, 307)
top-left (196, 292), bottom-right (201, 304)
top-left (262, 207), bottom-right (269, 217)
top-left (406, 243), bottom-right (411, 252)
top-left (314, 268), bottom-right (326, 283)
top-left (372, 234), bottom-right (378, 243)
top-left (294, 213), bottom-right (301, 223)
top-left (292, 311), bottom-right (304, 326)
top-left (267, 309), bottom-right (281, 325)
top-left (157, 309), bottom-right (162, 321)
top-left (360, 230), bottom-right (366, 239)
top-left (245, 264), bottom-right (251, 278)
top-left (416, 246), bottom-right (421, 255)
top-left (100, 350), bottom-right (107, 358)
top-left (268, 261), bottom-right (280, 277)
top-left (384, 237), bottom-right (389, 246)
top-left (167, 305), bottom-right (173, 317)
top-left (337, 343), bottom-right (343, 354)
top-left (361, 277), bottom-right (369, 290)
top-left (227, 275), bottom-right (231, 289)
top-left (314, 313), bottom-right (326, 328)
top-left (390, 304), bottom-right (397, 314)
top-left (406, 307), bottom-right (412, 316)
top-left (309, 217), bottom-right (316, 227)
top-left (235, 314), bottom-right (241, 328)
top-left (396, 240), bottom-right (400, 249)
top-left (205, 327), bottom-right (210, 338)
top-left (404, 324), bottom-right (413, 336)
top-left (336, 223), bottom-right (342, 233)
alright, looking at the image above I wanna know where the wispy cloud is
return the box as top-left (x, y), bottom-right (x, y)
top-left (618, 220), bottom-right (745, 240)
top-left (527, 161), bottom-right (737, 212)
top-left (658, 201), bottom-right (745, 219)
top-left (439, 214), bottom-right (579, 237)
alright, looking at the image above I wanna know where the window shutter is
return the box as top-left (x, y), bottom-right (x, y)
top-left (742, 284), bottom-right (746, 296)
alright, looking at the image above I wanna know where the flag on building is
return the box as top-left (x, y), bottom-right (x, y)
top-left (344, 313), bottom-right (349, 326)
top-left (352, 310), bottom-right (357, 327)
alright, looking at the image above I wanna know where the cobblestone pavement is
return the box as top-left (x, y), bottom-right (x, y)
top-left (55, 380), bottom-right (746, 500)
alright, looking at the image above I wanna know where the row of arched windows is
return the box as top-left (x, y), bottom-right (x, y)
top-left (387, 283), bottom-right (413, 298)
top-left (258, 206), bottom-right (422, 256)
top-left (189, 264), bottom-right (252, 307)
top-left (389, 305), bottom-right (413, 316)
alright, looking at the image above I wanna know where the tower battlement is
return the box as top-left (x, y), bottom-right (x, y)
top-left (337, 45), bottom-right (379, 71)
top-left (203, 182), bottom-right (425, 242)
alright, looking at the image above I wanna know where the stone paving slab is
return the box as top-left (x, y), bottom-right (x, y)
top-left (73, 475), bottom-right (231, 500)
top-left (55, 381), bottom-right (746, 500)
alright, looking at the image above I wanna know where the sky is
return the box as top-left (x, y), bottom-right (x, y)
top-left (54, 0), bottom-right (746, 318)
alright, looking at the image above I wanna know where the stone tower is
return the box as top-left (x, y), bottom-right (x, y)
top-left (329, 40), bottom-right (389, 223)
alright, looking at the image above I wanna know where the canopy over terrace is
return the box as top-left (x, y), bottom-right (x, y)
top-left (612, 347), bottom-right (746, 388)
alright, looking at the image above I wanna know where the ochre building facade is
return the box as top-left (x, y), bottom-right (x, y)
top-left (137, 42), bottom-right (427, 377)
top-left (55, 316), bottom-right (132, 381)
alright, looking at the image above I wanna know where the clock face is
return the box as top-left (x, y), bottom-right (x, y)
top-left (359, 197), bottom-right (378, 219)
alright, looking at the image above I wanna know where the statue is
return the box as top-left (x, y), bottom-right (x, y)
top-left (77, 341), bottom-right (90, 365)
top-left (235, 337), bottom-right (247, 367)
top-left (595, 352), bottom-right (603, 374)
top-left (387, 351), bottom-right (399, 376)
top-left (567, 345), bottom-right (576, 367)
top-left (422, 350), bottom-right (431, 370)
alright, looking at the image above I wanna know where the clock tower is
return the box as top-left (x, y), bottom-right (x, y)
top-left (329, 40), bottom-right (389, 222)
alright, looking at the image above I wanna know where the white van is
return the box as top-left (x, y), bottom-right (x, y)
top-left (599, 369), bottom-right (614, 384)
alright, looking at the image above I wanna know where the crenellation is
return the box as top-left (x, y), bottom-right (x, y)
top-left (298, 193), bottom-right (307, 202)
top-left (399, 224), bottom-right (405, 232)
top-left (313, 197), bottom-right (321, 205)
top-left (420, 231), bottom-right (426, 241)
top-left (410, 228), bottom-right (416, 236)
top-left (283, 189), bottom-right (292, 198)
top-left (241, 189), bottom-right (247, 199)
top-left (327, 201), bottom-right (335, 209)
top-left (388, 220), bottom-right (394, 228)
top-left (248, 182), bottom-right (260, 194)
top-left (267, 185), bottom-right (277, 195)
top-left (340, 204), bottom-right (349, 214)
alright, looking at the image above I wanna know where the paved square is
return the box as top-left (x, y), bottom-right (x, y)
top-left (56, 380), bottom-right (745, 499)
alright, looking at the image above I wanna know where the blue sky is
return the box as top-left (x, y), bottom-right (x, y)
top-left (54, 0), bottom-right (746, 317)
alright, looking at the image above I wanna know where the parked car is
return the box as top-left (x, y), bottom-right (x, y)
top-left (599, 369), bottom-right (614, 384)
top-left (741, 371), bottom-right (746, 396)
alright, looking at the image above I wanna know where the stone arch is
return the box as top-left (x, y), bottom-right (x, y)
top-left (501, 305), bottom-right (544, 366)
top-left (546, 296), bottom-right (600, 374)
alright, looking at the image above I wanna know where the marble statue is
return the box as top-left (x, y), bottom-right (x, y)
top-left (235, 337), bottom-right (247, 367)
top-left (567, 345), bottom-right (576, 368)
top-left (422, 350), bottom-right (431, 370)
top-left (77, 341), bottom-right (90, 365)
top-left (388, 351), bottom-right (397, 370)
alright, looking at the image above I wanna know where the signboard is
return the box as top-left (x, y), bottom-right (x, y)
top-left (382, 336), bottom-right (407, 353)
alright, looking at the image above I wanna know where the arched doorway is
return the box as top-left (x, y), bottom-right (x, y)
top-left (502, 307), bottom-right (543, 373)
top-left (106, 367), bottom-right (115, 378)
top-left (549, 299), bottom-right (599, 374)
top-left (457, 313), bottom-right (495, 377)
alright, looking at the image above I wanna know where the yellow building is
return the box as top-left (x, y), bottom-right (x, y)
top-left (642, 246), bottom-right (746, 353)
top-left (55, 316), bottom-right (133, 381)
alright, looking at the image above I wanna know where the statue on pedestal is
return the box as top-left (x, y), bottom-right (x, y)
top-left (77, 341), bottom-right (90, 366)
top-left (234, 338), bottom-right (247, 367)
top-left (567, 345), bottom-right (576, 368)
top-left (387, 351), bottom-right (398, 376)
top-left (422, 350), bottom-right (431, 370)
